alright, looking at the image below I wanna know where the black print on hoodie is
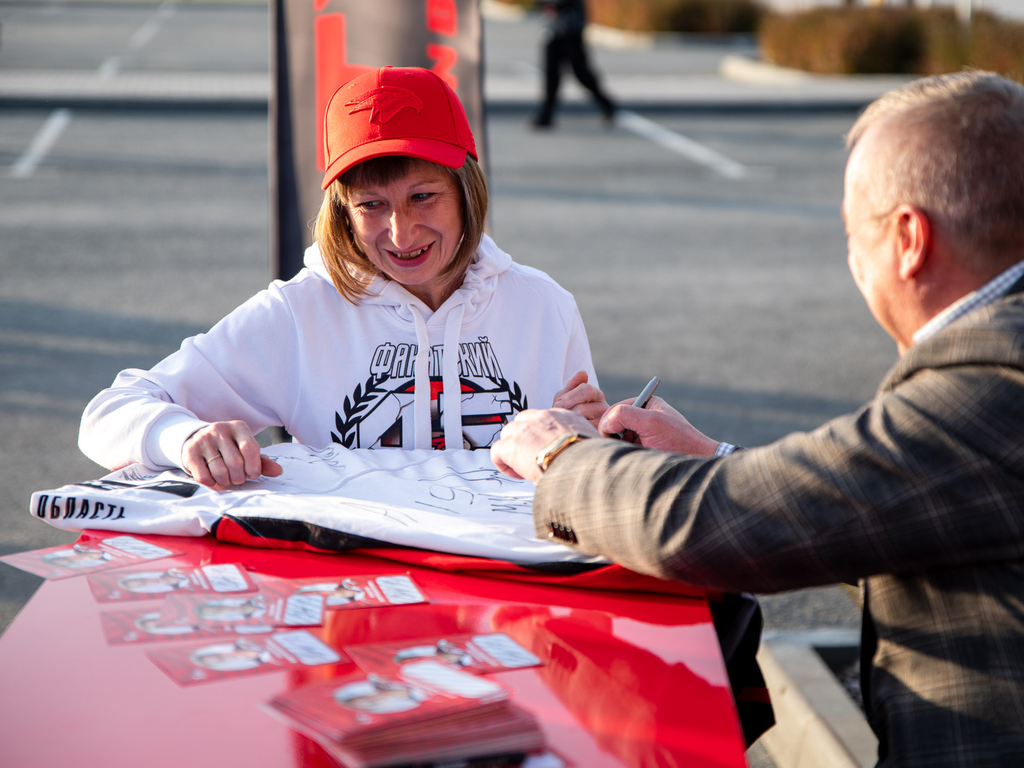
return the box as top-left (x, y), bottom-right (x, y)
top-left (331, 336), bottom-right (528, 450)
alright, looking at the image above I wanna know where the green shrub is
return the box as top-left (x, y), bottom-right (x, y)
top-left (587, 0), bottom-right (766, 34)
top-left (928, 10), bottom-right (1024, 80)
top-left (761, 7), bottom-right (923, 74)
top-left (760, 5), bottom-right (1024, 79)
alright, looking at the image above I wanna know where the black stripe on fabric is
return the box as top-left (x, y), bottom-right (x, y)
top-left (215, 515), bottom-right (397, 552)
top-left (212, 515), bottom-right (604, 574)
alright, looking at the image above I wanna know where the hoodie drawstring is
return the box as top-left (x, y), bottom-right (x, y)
top-left (442, 304), bottom-right (465, 450)
top-left (409, 306), bottom-right (432, 450)
top-left (409, 303), bottom-right (466, 450)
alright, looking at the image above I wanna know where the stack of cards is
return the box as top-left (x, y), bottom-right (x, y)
top-left (267, 660), bottom-right (545, 768)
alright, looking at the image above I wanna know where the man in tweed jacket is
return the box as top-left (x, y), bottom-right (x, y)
top-left (492, 72), bottom-right (1024, 767)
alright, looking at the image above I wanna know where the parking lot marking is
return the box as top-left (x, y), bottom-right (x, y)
top-left (130, 2), bottom-right (177, 49)
top-left (9, 109), bottom-right (72, 179)
top-left (97, 56), bottom-right (121, 81)
top-left (617, 110), bottom-right (748, 180)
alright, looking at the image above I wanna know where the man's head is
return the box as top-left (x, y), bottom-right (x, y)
top-left (843, 72), bottom-right (1024, 350)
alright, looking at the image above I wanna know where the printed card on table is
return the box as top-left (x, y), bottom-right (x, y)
top-left (277, 574), bottom-right (428, 610)
top-left (87, 562), bottom-right (257, 603)
top-left (0, 535), bottom-right (180, 580)
top-left (268, 661), bottom-right (509, 740)
top-left (346, 633), bottom-right (542, 677)
top-left (100, 605), bottom-right (261, 645)
top-left (164, 576), bottom-right (328, 631)
top-left (147, 629), bottom-right (346, 686)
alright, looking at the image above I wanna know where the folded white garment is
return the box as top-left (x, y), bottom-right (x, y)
top-left (30, 444), bottom-right (607, 567)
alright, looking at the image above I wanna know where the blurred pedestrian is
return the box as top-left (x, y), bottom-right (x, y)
top-left (533, 0), bottom-right (616, 128)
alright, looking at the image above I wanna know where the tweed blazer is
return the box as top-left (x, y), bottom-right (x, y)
top-left (534, 279), bottom-right (1024, 767)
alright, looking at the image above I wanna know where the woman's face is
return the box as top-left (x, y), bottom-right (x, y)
top-left (344, 159), bottom-right (464, 311)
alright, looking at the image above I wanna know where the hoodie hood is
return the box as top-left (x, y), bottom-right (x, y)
top-left (302, 234), bottom-right (514, 450)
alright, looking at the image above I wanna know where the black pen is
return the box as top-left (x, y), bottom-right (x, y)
top-left (610, 376), bottom-right (660, 439)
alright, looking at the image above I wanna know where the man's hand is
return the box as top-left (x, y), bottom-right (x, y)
top-left (491, 408), bottom-right (600, 484)
top-left (599, 397), bottom-right (721, 456)
top-left (552, 371), bottom-right (610, 430)
top-left (182, 420), bottom-right (283, 491)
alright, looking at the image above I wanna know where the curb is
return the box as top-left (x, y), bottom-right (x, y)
top-left (757, 630), bottom-right (878, 768)
top-left (719, 54), bottom-right (813, 85)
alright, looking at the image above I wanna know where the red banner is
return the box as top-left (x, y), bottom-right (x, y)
top-left (271, 0), bottom-right (486, 281)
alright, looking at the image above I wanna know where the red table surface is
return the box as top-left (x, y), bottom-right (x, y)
top-left (0, 532), bottom-right (747, 768)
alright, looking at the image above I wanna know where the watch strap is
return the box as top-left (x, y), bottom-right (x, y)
top-left (535, 432), bottom-right (588, 473)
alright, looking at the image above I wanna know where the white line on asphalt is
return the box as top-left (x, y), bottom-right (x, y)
top-left (129, 3), bottom-right (177, 49)
top-left (9, 109), bottom-right (73, 179)
top-left (97, 56), bottom-right (122, 81)
top-left (616, 110), bottom-right (749, 180)
top-left (129, 18), bottom-right (161, 49)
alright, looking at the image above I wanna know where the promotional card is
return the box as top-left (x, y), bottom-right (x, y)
top-left (164, 576), bottom-right (327, 630)
top-left (346, 632), bottom-right (542, 677)
top-left (87, 561), bottom-right (257, 603)
top-left (277, 573), bottom-right (428, 611)
top-left (0, 536), bottom-right (181, 580)
top-left (147, 629), bottom-right (346, 686)
top-left (100, 606), bottom-right (250, 645)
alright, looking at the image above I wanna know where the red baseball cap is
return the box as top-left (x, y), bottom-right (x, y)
top-left (321, 66), bottom-right (478, 190)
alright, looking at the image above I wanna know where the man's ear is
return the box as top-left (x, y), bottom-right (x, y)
top-left (894, 204), bottom-right (932, 281)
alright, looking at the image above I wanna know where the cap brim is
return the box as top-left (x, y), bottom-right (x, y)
top-left (321, 138), bottom-right (470, 190)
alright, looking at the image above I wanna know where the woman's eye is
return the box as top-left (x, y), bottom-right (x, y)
top-left (358, 201), bottom-right (381, 211)
top-left (412, 192), bottom-right (435, 202)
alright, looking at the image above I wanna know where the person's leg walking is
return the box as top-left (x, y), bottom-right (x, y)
top-left (535, 35), bottom-right (564, 127)
top-left (565, 31), bottom-right (615, 120)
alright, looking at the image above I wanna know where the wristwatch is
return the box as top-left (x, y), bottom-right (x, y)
top-left (535, 432), bottom-right (589, 473)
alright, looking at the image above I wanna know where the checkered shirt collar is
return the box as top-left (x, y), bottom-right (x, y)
top-left (913, 260), bottom-right (1024, 346)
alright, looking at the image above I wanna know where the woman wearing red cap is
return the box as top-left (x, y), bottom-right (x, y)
top-left (80, 67), bottom-right (604, 489)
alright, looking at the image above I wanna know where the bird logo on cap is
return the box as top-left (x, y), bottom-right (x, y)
top-left (346, 87), bottom-right (423, 125)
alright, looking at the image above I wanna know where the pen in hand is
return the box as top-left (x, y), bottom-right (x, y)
top-left (610, 376), bottom-right (660, 440)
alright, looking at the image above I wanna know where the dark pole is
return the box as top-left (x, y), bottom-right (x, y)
top-left (270, 0), bottom-right (306, 284)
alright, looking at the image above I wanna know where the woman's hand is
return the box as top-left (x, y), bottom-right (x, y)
top-left (182, 420), bottom-right (283, 491)
top-left (552, 371), bottom-right (610, 430)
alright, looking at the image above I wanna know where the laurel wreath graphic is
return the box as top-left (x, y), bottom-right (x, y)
top-left (489, 378), bottom-right (528, 414)
top-left (331, 374), bottom-right (389, 448)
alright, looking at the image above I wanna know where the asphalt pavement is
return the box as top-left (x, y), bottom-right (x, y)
top-left (0, 3), bottom-right (902, 764)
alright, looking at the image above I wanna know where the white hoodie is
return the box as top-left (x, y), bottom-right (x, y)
top-left (79, 235), bottom-right (597, 470)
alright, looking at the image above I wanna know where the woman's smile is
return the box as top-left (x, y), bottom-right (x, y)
top-left (345, 159), bottom-right (464, 310)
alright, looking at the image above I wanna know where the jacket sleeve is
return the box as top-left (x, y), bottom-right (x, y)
top-left (532, 361), bottom-right (1024, 593)
top-left (79, 285), bottom-right (301, 471)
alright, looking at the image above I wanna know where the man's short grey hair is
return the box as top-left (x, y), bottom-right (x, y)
top-left (847, 71), bottom-right (1024, 269)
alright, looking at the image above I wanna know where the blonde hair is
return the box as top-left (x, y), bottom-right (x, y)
top-left (847, 71), bottom-right (1024, 268)
top-left (314, 155), bottom-right (489, 303)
